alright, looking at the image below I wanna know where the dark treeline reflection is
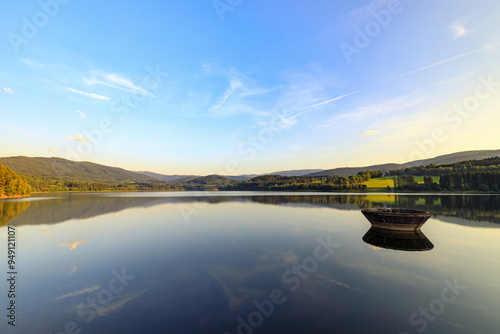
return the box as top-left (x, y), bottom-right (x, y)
top-left (1, 193), bottom-right (499, 227)
top-left (248, 195), bottom-right (500, 225)
top-left (0, 200), bottom-right (30, 227)
top-left (392, 195), bottom-right (500, 224)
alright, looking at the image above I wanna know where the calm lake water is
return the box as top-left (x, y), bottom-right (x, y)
top-left (1, 192), bottom-right (499, 334)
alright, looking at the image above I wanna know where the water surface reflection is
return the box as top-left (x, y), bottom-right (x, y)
top-left (0, 192), bottom-right (499, 334)
top-left (3, 192), bottom-right (500, 228)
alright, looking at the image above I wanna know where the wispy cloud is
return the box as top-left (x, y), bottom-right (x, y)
top-left (68, 266), bottom-right (78, 275)
top-left (248, 66), bottom-right (351, 130)
top-left (322, 93), bottom-right (424, 127)
top-left (434, 72), bottom-right (476, 85)
top-left (60, 240), bottom-right (87, 250)
top-left (47, 147), bottom-right (60, 152)
top-left (362, 130), bottom-right (381, 135)
top-left (66, 133), bottom-right (91, 143)
top-left (450, 20), bottom-right (469, 39)
top-left (257, 114), bottom-right (298, 130)
top-left (358, 107), bottom-right (445, 151)
top-left (77, 110), bottom-right (87, 118)
top-left (84, 72), bottom-right (154, 97)
top-left (378, 45), bottom-right (496, 85)
top-left (342, 0), bottom-right (391, 28)
top-left (20, 58), bottom-right (44, 70)
top-left (55, 285), bottom-right (100, 301)
top-left (209, 76), bottom-right (271, 116)
top-left (2, 87), bottom-right (14, 94)
top-left (258, 90), bottom-right (359, 130)
top-left (282, 90), bottom-right (359, 119)
top-left (67, 87), bottom-right (111, 101)
top-left (212, 79), bottom-right (243, 111)
top-left (202, 62), bottom-right (353, 130)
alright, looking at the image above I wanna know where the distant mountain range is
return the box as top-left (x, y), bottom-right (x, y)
top-left (269, 169), bottom-right (324, 177)
top-left (137, 171), bottom-right (199, 183)
top-left (0, 156), bottom-right (151, 182)
top-left (137, 171), bottom-right (259, 183)
top-left (1, 149), bottom-right (499, 184)
top-left (223, 174), bottom-right (259, 182)
top-left (305, 149), bottom-right (500, 177)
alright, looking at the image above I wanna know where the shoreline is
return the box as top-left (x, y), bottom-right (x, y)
top-left (0, 194), bottom-right (31, 199)
top-left (25, 189), bottom-right (500, 196)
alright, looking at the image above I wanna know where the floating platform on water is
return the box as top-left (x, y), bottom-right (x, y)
top-left (361, 208), bottom-right (432, 231)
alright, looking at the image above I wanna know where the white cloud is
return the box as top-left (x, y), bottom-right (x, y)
top-left (47, 147), bottom-right (60, 152)
top-left (66, 87), bottom-right (111, 101)
top-left (2, 87), bottom-right (14, 94)
top-left (106, 74), bottom-right (154, 96)
top-left (84, 72), bottom-right (154, 97)
top-left (450, 20), bottom-right (469, 39)
top-left (68, 266), bottom-right (78, 275)
top-left (77, 110), bottom-right (87, 118)
top-left (66, 133), bottom-right (91, 143)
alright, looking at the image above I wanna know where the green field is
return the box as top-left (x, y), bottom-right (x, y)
top-left (364, 177), bottom-right (395, 190)
top-left (364, 176), bottom-right (441, 191)
top-left (412, 176), bottom-right (440, 184)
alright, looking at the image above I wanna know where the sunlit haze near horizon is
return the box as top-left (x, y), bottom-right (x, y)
top-left (1, 0), bottom-right (499, 175)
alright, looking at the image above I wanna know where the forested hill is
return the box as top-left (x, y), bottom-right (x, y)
top-left (188, 175), bottom-right (236, 186)
top-left (306, 149), bottom-right (500, 177)
top-left (1, 152), bottom-right (499, 194)
top-left (222, 157), bottom-right (500, 192)
top-left (0, 162), bottom-right (31, 198)
top-left (0, 156), bottom-right (154, 183)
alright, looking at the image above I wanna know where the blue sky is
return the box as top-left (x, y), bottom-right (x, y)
top-left (1, 0), bottom-right (499, 175)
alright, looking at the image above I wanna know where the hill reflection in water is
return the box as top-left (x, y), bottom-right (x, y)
top-left (0, 200), bottom-right (30, 227)
top-left (1, 192), bottom-right (499, 228)
top-left (1, 192), bottom-right (499, 334)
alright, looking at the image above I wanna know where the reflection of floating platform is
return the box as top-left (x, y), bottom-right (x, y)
top-left (361, 208), bottom-right (432, 231)
top-left (363, 227), bottom-right (434, 252)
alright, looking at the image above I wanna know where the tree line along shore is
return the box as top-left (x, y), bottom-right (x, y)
top-left (1, 157), bottom-right (499, 198)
